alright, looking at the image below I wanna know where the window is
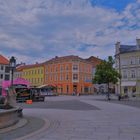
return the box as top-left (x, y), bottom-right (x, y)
top-left (46, 67), bottom-right (48, 73)
top-left (131, 70), bottom-right (135, 78)
top-left (66, 74), bottom-right (69, 81)
top-left (130, 57), bottom-right (135, 65)
top-left (84, 65), bottom-right (87, 72)
top-left (0, 74), bottom-right (3, 79)
top-left (73, 74), bottom-right (78, 80)
top-left (60, 65), bottom-right (63, 72)
top-left (5, 66), bottom-right (10, 73)
top-left (73, 64), bottom-right (78, 71)
top-left (41, 69), bottom-right (43, 74)
top-left (124, 87), bottom-right (128, 94)
top-left (66, 65), bottom-right (69, 71)
top-left (122, 70), bottom-right (127, 79)
top-left (54, 74), bottom-right (56, 81)
top-left (80, 65), bottom-right (82, 72)
top-left (132, 87), bottom-right (136, 93)
top-left (50, 66), bottom-right (53, 72)
top-left (60, 74), bottom-right (63, 81)
top-left (84, 87), bottom-right (89, 93)
top-left (1, 66), bottom-right (4, 70)
top-left (50, 74), bottom-right (52, 81)
top-left (5, 75), bottom-right (10, 80)
top-left (121, 58), bottom-right (128, 66)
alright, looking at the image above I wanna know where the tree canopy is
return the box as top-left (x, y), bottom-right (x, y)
top-left (93, 56), bottom-right (121, 86)
top-left (93, 56), bottom-right (120, 100)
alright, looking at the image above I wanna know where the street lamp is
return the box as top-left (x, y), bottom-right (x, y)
top-left (9, 56), bottom-right (16, 87)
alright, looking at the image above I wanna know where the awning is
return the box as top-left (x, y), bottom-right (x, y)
top-left (37, 84), bottom-right (48, 88)
top-left (121, 81), bottom-right (136, 86)
top-left (37, 84), bottom-right (57, 89)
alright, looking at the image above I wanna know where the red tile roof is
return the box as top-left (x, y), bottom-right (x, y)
top-left (16, 63), bottom-right (45, 71)
top-left (0, 54), bottom-right (9, 65)
top-left (86, 56), bottom-right (102, 67)
top-left (46, 55), bottom-right (91, 64)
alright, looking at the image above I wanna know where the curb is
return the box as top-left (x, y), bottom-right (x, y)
top-left (0, 118), bottom-right (28, 134)
top-left (15, 118), bottom-right (50, 140)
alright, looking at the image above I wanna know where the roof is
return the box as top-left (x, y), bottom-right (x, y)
top-left (120, 45), bottom-right (137, 53)
top-left (16, 63), bottom-right (45, 71)
top-left (0, 54), bottom-right (9, 65)
top-left (46, 55), bottom-right (91, 64)
top-left (86, 56), bottom-right (102, 67)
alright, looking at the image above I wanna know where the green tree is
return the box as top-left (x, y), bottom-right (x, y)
top-left (93, 56), bottom-right (121, 100)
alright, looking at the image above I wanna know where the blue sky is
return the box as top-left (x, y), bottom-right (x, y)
top-left (0, 0), bottom-right (140, 63)
top-left (91, 0), bottom-right (136, 11)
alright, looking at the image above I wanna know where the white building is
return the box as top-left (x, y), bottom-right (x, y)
top-left (0, 55), bottom-right (10, 95)
top-left (115, 39), bottom-right (140, 96)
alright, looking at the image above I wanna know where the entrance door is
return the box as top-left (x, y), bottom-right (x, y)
top-left (73, 85), bottom-right (77, 95)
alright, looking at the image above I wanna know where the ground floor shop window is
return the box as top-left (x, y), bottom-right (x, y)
top-left (124, 87), bottom-right (128, 94)
top-left (84, 87), bottom-right (89, 93)
top-left (132, 86), bottom-right (136, 93)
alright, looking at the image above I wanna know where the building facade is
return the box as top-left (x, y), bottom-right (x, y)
top-left (15, 63), bottom-right (45, 87)
top-left (45, 55), bottom-right (93, 95)
top-left (86, 56), bottom-right (104, 93)
top-left (115, 39), bottom-right (140, 96)
top-left (0, 55), bottom-right (10, 95)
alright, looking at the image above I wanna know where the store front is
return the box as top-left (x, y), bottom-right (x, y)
top-left (121, 81), bottom-right (136, 96)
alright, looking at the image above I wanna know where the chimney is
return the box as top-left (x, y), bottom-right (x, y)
top-left (136, 38), bottom-right (140, 49)
top-left (115, 41), bottom-right (120, 55)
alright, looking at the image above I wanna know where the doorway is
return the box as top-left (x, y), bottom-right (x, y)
top-left (73, 85), bottom-right (77, 95)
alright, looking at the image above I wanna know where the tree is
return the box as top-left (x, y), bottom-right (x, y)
top-left (93, 56), bottom-right (121, 100)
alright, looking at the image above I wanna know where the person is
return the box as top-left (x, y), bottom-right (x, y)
top-left (77, 92), bottom-right (80, 96)
top-left (107, 92), bottom-right (111, 100)
top-left (118, 94), bottom-right (121, 101)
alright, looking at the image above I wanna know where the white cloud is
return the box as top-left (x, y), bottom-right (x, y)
top-left (0, 0), bottom-right (140, 63)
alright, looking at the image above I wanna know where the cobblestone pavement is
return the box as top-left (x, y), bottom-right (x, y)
top-left (0, 117), bottom-right (45, 140)
top-left (2, 95), bottom-right (140, 140)
top-left (94, 94), bottom-right (140, 108)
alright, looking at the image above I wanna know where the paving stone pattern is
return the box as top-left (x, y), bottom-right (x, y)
top-left (0, 117), bottom-right (45, 140)
top-left (19, 100), bottom-right (100, 110)
top-left (1, 96), bottom-right (140, 140)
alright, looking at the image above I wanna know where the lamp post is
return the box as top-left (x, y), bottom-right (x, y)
top-left (4, 56), bottom-right (17, 108)
top-left (9, 56), bottom-right (16, 87)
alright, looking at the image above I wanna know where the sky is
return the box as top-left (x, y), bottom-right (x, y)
top-left (0, 0), bottom-right (140, 64)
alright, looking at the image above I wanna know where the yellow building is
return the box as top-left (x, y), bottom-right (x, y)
top-left (15, 63), bottom-right (45, 87)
